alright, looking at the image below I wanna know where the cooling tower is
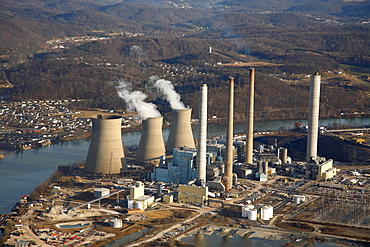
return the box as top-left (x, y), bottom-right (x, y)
top-left (225, 77), bottom-right (234, 190)
top-left (136, 117), bottom-right (165, 164)
top-left (246, 68), bottom-right (255, 164)
top-left (166, 108), bottom-right (195, 155)
top-left (196, 84), bottom-right (207, 186)
top-left (306, 73), bottom-right (321, 164)
top-left (84, 115), bottom-right (126, 175)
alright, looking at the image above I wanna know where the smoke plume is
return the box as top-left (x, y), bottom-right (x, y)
top-left (150, 76), bottom-right (186, 110)
top-left (116, 81), bottom-right (161, 120)
top-left (129, 45), bottom-right (146, 67)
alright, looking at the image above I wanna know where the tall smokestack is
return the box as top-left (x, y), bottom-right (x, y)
top-left (246, 68), bottom-right (255, 164)
top-left (196, 84), bottom-right (207, 186)
top-left (226, 77), bottom-right (234, 190)
top-left (306, 72), bottom-right (321, 164)
top-left (166, 108), bottom-right (195, 155)
top-left (84, 115), bottom-right (126, 176)
top-left (136, 117), bottom-right (165, 164)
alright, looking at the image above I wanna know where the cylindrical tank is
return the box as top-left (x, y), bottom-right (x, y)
top-left (306, 73), bottom-right (321, 164)
top-left (84, 115), bottom-right (126, 175)
top-left (135, 201), bottom-right (144, 210)
top-left (166, 108), bottom-right (195, 155)
top-left (226, 77), bottom-right (235, 190)
top-left (261, 205), bottom-right (273, 220)
top-left (246, 68), bottom-right (255, 164)
top-left (248, 209), bottom-right (257, 220)
top-left (110, 218), bottom-right (123, 228)
top-left (196, 84), bottom-right (207, 186)
top-left (136, 117), bottom-right (165, 164)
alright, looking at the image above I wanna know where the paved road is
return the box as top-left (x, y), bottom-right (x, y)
top-left (126, 205), bottom-right (215, 247)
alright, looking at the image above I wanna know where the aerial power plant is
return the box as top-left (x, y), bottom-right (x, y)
top-left (9, 71), bottom-right (370, 247)
top-left (84, 115), bottom-right (127, 177)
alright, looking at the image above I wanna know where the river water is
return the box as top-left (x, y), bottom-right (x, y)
top-left (1, 117), bottom-right (369, 214)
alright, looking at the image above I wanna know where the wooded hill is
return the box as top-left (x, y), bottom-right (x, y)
top-left (0, 0), bottom-right (369, 122)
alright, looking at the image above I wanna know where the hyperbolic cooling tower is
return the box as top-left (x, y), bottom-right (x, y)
top-left (196, 84), bottom-right (207, 186)
top-left (136, 117), bottom-right (165, 164)
top-left (225, 77), bottom-right (234, 190)
top-left (84, 115), bottom-right (126, 175)
top-left (166, 108), bottom-right (195, 155)
top-left (246, 68), bottom-right (255, 164)
top-left (306, 72), bottom-right (321, 164)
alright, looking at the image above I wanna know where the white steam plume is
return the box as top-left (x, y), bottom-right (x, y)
top-left (117, 80), bottom-right (161, 120)
top-left (150, 76), bottom-right (186, 110)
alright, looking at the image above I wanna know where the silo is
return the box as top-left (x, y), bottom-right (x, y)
top-left (136, 117), bottom-right (165, 164)
top-left (246, 68), bottom-right (255, 164)
top-left (196, 84), bottom-right (207, 186)
top-left (306, 73), bottom-right (321, 164)
top-left (84, 115), bottom-right (126, 176)
top-left (166, 108), bottom-right (195, 155)
top-left (225, 77), bottom-right (235, 190)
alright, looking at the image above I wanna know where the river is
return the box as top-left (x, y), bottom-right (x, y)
top-left (1, 117), bottom-right (370, 214)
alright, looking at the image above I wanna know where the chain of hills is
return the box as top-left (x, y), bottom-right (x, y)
top-left (0, 0), bottom-right (369, 122)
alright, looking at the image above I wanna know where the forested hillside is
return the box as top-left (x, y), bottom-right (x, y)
top-left (0, 0), bottom-right (369, 121)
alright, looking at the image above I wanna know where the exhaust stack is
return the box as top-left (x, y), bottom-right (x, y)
top-left (246, 68), bottom-right (255, 164)
top-left (225, 77), bottom-right (234, 190)
top-left (306, 72), bottom-right (321, 164)
top-left (196, 84), bottom-right (207, 186)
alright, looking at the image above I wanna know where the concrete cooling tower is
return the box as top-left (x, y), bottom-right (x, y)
top-left (84, 115), bottom-right (126, 176)
top-left (166, 108), bottom-right (195, 155)
top-left (136, 117), bottom-right (165, 164)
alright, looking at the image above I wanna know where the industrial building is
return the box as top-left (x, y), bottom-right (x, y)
top-left (128, 182), bottom-right (154, 210)
top-left (178, 184), bottom-right (208, 205)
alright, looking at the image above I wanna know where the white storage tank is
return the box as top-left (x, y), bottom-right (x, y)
top-left (261, 205), bottom-right (273, 220)
top-left (110, 218), bottom-right (123, 228)
top-left (293, 195), bottom-right (306, 204)
top-left (93, 188), bottom-right (110, 198)
top-left (248, 209), bottom-right (257, 221)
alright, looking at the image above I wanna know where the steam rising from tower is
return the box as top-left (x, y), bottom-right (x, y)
top-left (196, 84), bottom-right (207, 186)
top-left (117, 81), bottom-right (161, 120)
top-left (150, 77), bottom-right (186, 110)
top-left (306, 72), bottom-right (321, 164)
top-left (246, 68), bottom-right (255, 164)
top-left (84, 115), bottom-right (126, 176)
top-left (226, 77), bottom-right (234, 190)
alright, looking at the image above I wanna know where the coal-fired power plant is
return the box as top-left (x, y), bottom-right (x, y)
top-left (246, 68), bottom-right (255, 164)
top-left (225, 77), bottom-right (234, 190)
top-left (306, 72), bottom-right (321, 164)
top-left (196, 84), bottom-right (208, 186)
top-left (84, 115), bottom-right (126, 176)
top-left (136, 117), bottom-right (165, 164)
top-left (166, 108), bottom-right (195, 155)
